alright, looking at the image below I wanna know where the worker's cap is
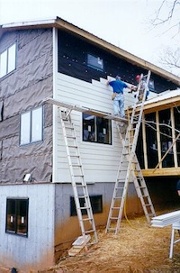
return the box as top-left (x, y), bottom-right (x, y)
top-left (136, 75), bottom-right (141, 81)
top-left (116, 75), bottom-right (121, 80)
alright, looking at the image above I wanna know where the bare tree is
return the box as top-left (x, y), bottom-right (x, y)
top-left (151, 0), bottom-right (180, 75)
top-left (159, 47), bottom-right (180, 74)
top-left (152, 0), bottom-right (180, 33)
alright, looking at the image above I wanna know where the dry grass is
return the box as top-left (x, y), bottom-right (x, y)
top-left (43, 210), bottom-right (180, 273)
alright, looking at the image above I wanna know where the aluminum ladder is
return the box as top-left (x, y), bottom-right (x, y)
top-left (59, 108), bottom-right (98, 246)
top-left (106, 70), bottom-right (156, 234)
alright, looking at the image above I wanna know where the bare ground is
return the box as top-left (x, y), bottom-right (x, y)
top-left (41, 209), bottom-right (180, 273)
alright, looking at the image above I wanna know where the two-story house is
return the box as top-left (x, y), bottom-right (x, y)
top-left (0, 17), bottom-right (179, 271)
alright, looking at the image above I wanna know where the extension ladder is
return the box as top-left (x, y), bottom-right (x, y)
top-left (106, 70), bottom-right (156, 234)
top-left (57, 106), bottom-right (98, 246)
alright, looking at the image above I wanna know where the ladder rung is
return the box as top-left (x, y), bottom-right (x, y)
top-left (110, 217), bottom-right (119, 220)
top-left (80, 206), bottom-right (90, 210)
top-left (66, 135), bottom-right (76, 139)
top-left (70, 164), bottom-right (81, 167)
top-left (81, 217), bottom-right (93, 221)
top-left (68, 145), bottom-right (78, 148)
top-left (85, 229), bottom-right (96, 234)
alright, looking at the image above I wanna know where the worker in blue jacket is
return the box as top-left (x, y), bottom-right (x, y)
top-left (107, 75), bottom-right (134, 118)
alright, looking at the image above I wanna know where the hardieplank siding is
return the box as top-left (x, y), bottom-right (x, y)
top-left (53, 73), bottom-right (134, 183)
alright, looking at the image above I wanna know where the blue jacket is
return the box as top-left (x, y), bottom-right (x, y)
top-left (109, 79), bottom-right (128, 94)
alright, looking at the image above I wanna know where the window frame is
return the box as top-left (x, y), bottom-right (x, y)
top-left (87, 53), bottom-right (104, 72)
top-left (82, 113), bottom-right (112, 145)
top-left (0, 42), bottom-right (16, 78)
top-left (20, 106), bottom-right (43, 145)
top-left (70, 195), bottom-right (103, 216)
top-left (5, 198), bottom-right (29, 237)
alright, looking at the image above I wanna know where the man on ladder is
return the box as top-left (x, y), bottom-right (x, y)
top-left (133, 74), bottom-right (150, 102)
top-left (106, 70), bottom-right (156, 235)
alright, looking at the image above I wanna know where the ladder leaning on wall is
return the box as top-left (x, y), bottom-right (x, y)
top-left (106, 70), bottom-right (156, 235)
top-left (44, 97), bottom-right (129, 247)
top-left (58, 106), bottom-right (98, 246)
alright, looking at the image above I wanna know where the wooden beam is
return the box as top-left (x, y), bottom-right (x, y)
top-left (143, 98), bottom-right (180, 114)
top-left (142, 168), bottom-right (180, 177)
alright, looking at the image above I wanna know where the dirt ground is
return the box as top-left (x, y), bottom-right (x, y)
top-left (40, 209), bottom-right (180, 273)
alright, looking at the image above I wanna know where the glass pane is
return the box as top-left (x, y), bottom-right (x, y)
top-left (31, 107), bottom-right (42, 142)
top-left (8, 43), bottom-right (16, 73)
top-left (82, 113), bottom-right (95, 142)
top-left (174, 107), bottom-right (180, 167)
top-left (16, 199), bottom-right (28, 236)
top-left (97, 117), bottom-right (112, 144)
top-left (0, 50), bottom-right (7, 78)
top-left (87, 54), bottom-right (104, 71)
top-left (21, 112), bottom-right (31, 145)
top-left (6, 199), bottom-right (16, 233)
top-left (159, 109), bottom-right (174, 167)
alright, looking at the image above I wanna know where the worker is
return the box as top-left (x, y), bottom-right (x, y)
top-left (107, 75), bottom-right (134, 118)
top-left (134, 74), bottom-right (150, 102)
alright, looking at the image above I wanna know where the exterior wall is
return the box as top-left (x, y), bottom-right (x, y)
top-left (53, 73), bottom-right (135, 183)
top-left (54, 181), bottom-right (142, 261)
top-left (0, 183), bottom-right (55, 272)
top-left (0, 28), bottom-right (53, 183)
top-left (57, 29), bottom-right (178, 93)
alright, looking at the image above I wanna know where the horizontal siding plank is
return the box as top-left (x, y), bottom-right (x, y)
top-left (54, 73), bottom-right (129, 183)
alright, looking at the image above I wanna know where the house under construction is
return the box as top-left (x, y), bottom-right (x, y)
top-left (0, 16), bottom-right (180, 271)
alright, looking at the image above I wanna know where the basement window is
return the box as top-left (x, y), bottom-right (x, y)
top-left (0, 43), bottom-right (16, 78)
top-left (6, 198), bottom-right (29, 237)
top-left (20, 106), bottom-right (43, 145)
top-left (82, 113), bottom-right (112, 144)
top-left (70, 195), bottom-right (103, 216)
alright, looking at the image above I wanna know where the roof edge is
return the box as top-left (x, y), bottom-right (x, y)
top-left (0, 16), bottom-right (180, 85)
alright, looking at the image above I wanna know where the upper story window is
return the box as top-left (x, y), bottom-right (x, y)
top-left (0, 43), bottom-right (16, 78)
top-left (20, 106), bottom-right (43, 145)
top-left (87, 54), bottom-right (104, 71)
top-left (6, 198), bottom-right (29, 237)
top-left (83, 113), bottom-right (112, 144)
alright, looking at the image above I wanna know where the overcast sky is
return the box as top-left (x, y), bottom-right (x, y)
top-left (0, 0), bottom-right (179, 75)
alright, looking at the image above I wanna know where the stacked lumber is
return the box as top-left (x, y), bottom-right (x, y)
top-left (68, 235), bottom-right (91, 256)
top-left (151, 210), bottom-right (180, 227)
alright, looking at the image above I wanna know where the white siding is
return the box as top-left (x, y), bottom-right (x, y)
top-left (53, 73), bottom-right (134, 183)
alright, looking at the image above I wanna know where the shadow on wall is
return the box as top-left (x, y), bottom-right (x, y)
top-left (146, 177), bottom-right (180, 210)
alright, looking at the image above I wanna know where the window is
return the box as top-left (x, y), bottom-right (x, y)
top-left (148, 79), bottom-right (155, 91)
top-left (87, 54), bottom-right (104, 71)
top-left (20, 106), bottom-right (43, 145)
top-left (82, 113), bottom-right (112, 144)
top-left (70, 195), bottom-right (103, 216)
top-left (6, 198), bottom-right (29, 236)
top-left (0, 43), bottom-right (16, 78)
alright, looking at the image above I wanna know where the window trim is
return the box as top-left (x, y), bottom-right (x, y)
top-left (0, 42), bottom-right (17, 78)
top-left (20, 106), bottom-right (43, 145)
